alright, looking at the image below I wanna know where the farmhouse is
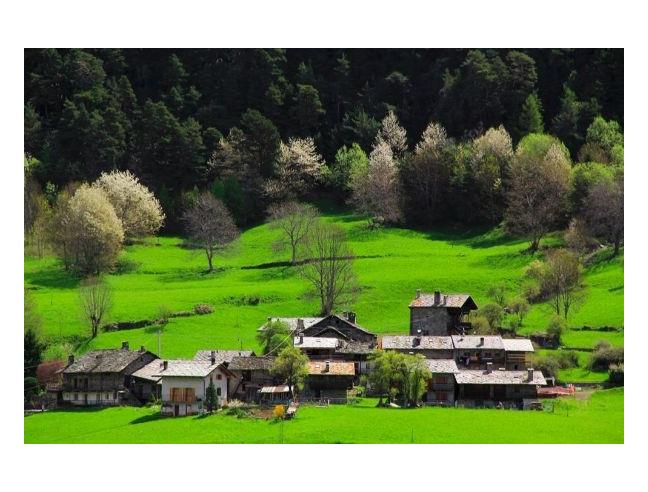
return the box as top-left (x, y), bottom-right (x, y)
top-left (425, 359), bottom-right (460, 404)
top-left (155, 355), bottom-right (235, 416)
top-left (227, 356), bottom-right (279, 402)
top-left (58, 342), bottom-right (158, 406)
top-left (304, 360), bottom-right (355, 400)
top-left (454, 367), bottom-right (546, 407)
top-left (409, 290), bottom-right (478, 335)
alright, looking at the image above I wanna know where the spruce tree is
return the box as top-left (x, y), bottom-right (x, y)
top-left (205, 379), bottom-right (218, 412)
top-left (518, 93), bottom-right (544, 136)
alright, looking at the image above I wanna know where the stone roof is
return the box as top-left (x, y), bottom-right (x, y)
top-left (502, 338), bottom-right (535, 352)
top-left (194, 350), bottom-right (254, 364)
top-left (228, 356), bottom-right (276, 371)
top-left (426, 359), bottom-right (460, 374)
top-left (257, 317), bottom-right (323, 332)
top-left (308, 360), bottom-right (355, 376)
top-left (130, 359), bottom-right (164, 382)
top-left (451, 335), bottom-right (504, 350)
top-left (381, 335), bottom-right (453, 350)
top-left (409, 293), bottom-right (475, 309)
top-left (335, 341), bottom-right (375, 355)
top-left (293, 336), bottom-right (340, 349)
top-left (63, 349), bottom-right (151, 374)
top-left (154, 360), bottom-right (224, 378)
top-left (454, 369), bottom-right (546, 385)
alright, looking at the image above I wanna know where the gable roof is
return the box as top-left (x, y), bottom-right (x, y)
top-left (63, 349), bottom-right (154, 374)
top-left (228, 356), bottom-right (276, 371)
top-left (454, 369), bottom-right (546, 385)
top-left (154, 360), bottom-right (234, 378)
top-left (409, 293), bottom-right (477, 310)
top-left (310, 326), bottom-right (350, 340)
top-left (451, 335), bottom-right (504, 350)
top-left (426, 359), bottom-right (460, 374)
top-left (381, 335), bottom-right (453, 350)
top-left (307, 360), bottom-right (355, 376)
top-left (257, 317), bottom-right (323, 332)
top-left (194, 350), bottom-right (254, 364)
top-left (131, 359), bottom-right (164, 382)
top-left (502, 338), bottom-right (535, 352)
top-left (293, 337), bottom-right (340, 349)
top-left (309, 314), bottom-right (376, 338)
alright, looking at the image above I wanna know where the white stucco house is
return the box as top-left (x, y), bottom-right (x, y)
top-left (155, 353), bottom-right (235, 417)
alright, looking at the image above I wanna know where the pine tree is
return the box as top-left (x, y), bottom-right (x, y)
top-left (518, 93), bottom-right (544, 136)
top-left (205, 379), bottom-right (218, 412)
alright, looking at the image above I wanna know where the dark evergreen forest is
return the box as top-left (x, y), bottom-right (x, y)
top-left (24, 48), bottom-right (623, 230)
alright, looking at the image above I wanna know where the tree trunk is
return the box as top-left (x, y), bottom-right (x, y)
top-left (291, 243), bottom-right (297, 265)
top-left (613, 236), bottom-right (621, 257)
top-left (529, 237), bottom-right (540, 252)
top-left (206, 249), bottom-right (213, 272)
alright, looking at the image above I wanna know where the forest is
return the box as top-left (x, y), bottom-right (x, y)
top-left (24, 48), bottom-right (623, 231)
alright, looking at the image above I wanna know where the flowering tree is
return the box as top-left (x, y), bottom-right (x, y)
top-left (265, 137), bottom-right (326, 200)
top-left (94, 170), bottom-right (164, 240)
top-left (375, 110), bottom-right (408, 160)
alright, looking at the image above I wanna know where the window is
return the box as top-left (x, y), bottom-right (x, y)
top-left (217, 374), bottom-right (222, 380)
top-left (216, 388), bottom-right (221, 396)
top-left (74, 393), bottom-right (78, 401)
top-left (436, 391), bottom-right (447, 401)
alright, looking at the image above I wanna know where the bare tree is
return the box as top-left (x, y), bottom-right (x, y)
top-left (298, 222), bottom-right (357, 315)
top-left (543, 249), bottom-right (583, 320)
top-left (80, 277), bottom-right (112, 338)
top-left (267, 201), bottom-right (319, 265)
top-left (584, 174), bottom-right (624, 257)
top-left (183, 193), bottom-right (239, 272)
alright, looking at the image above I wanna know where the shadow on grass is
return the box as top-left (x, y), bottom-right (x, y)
top-left (130, 412), bottom-right (165, 425)
top-left (25, 265), bottom-right (82, 290)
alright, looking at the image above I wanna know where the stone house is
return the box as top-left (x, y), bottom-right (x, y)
top-left (303, 360), bottom-right (355, 400)
top-left (425, 359), bottom-right (459, 404)
top-left (409, 290), bottom-right (477, 335)
top-left (227, 356), bottom-right (279, 402)
top-left (454, 367), bottom-right (546, 406)
top-left (501, 338), bottom-right (535, 370)
top-left (452, 335), bottom-right (506, 369)
top-left (155, 356), bottom-right (235, 416)
top-left (59, 342), bottom-right (158, 406)
top-left (380, 335), bottom-right (454, 359)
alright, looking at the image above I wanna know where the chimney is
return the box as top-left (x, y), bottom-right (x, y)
top-left (68, 354), bottom-right (75, 366)
top-left (139, 345), bottom-right (146, 353)
top-left (121, 341), bottom-right (129, 350)
top-left (527, 368), bottom-right (534, 382)
top-left (479, 336), bottom-right (484, 346)
top-left (416, 289), bottom-right (421, 299)
top-left (486, 362), bottom-right (493, 373)
top-left (434, 291), bottom-right (441, 305)
top-left (299, 334), bottom-right (304, 345)
top-left (163, 360), bottom-right (168, 371)
top-left (346, 311), bottom-right (356, 324)
top-left (210, 350), bottom-right (216, 365)
top-left (325, 360), bottom-right (330, 373)
top-left (297, 318), bottom-right (305, 332)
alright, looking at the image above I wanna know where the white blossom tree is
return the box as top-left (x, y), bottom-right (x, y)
top-left (375, 110), bottom-right (408, 160)
top-left (93, 170), bottom-right (165, 240)
top-left (351, 140), bottom-right (403, 226)
top-left (265, 137), bottom-right (326, 200)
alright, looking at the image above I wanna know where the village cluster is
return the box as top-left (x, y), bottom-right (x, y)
top-left (49, 290), bottom-right (549, 416)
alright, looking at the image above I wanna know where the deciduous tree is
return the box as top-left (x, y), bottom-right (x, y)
top-left (256, 320), bottom-right (291, 355)
top-left (272, 346), bottom-right (309, 397)
top-left (182, 193), bottom-right (239, 272)
top-left (265, 138), bottom-right (326, 201)
top-left (267, 201), bottom-right (320, 265)
top-left (583, 174), bottom-right (624, 257)
top-left (298, 222), bottom-right (357, 316)
top-left (79, 276), bottom-right (112, 338)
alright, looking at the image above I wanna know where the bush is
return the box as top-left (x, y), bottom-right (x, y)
top-left (478, 303), bottom-right (504, 330)
top-left (608, 364), bottom-right (624, 386)
top-left (531, 356), bottom-right (560, 378)
top-left (555, 350), bottom-right (579, 369)
top-left (546, 316), bottom-right (566, 345)
top-left (194, 303), bottom-right (214, 315)
top-left (589, 342), bottom-right (624, 371)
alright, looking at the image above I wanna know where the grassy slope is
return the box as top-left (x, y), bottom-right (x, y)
top-left (24, 388), bottom-right (623, 444)
top-left (24, 211), bottom-right (624, 359)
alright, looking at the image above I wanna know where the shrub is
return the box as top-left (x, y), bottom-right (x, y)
top-left (546, 316), bottom-right (566, 345)
top-left (194, 304), bottom-right (214, 315)
top-left (608, 364), bottom-right (624, 386)
top-left (273, 404), bottom-right (285, 420)
top-left (589, 342), bottom-right (623, 371)
top-left (531, 356), bottom-right (559, 378)
top-left (479, 303), bottom-right (504, 329)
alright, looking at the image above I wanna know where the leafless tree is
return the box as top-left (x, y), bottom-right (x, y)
top-left (183, 193), bottom-right (239, 271)
top-left (584, 174), bottom-right (624, 257)
top-left (267, 201), bottom-right (319, 264)
top-left (543, 249), bottom-right (583, 320)
top-left (80, 277), bottom-right (112, 338)
top-left (298, 222), bottom-right (357, 316)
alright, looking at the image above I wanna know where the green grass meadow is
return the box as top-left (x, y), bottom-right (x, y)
top-left (25, 211), bottom-right (623, 359)
top-left (24, 388), bottom-right (623, 444)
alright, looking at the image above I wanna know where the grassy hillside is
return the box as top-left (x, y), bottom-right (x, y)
top-left (24, 388), bottom-right (623, 444)
top-left (24, 211), bottom-right (623, 359)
